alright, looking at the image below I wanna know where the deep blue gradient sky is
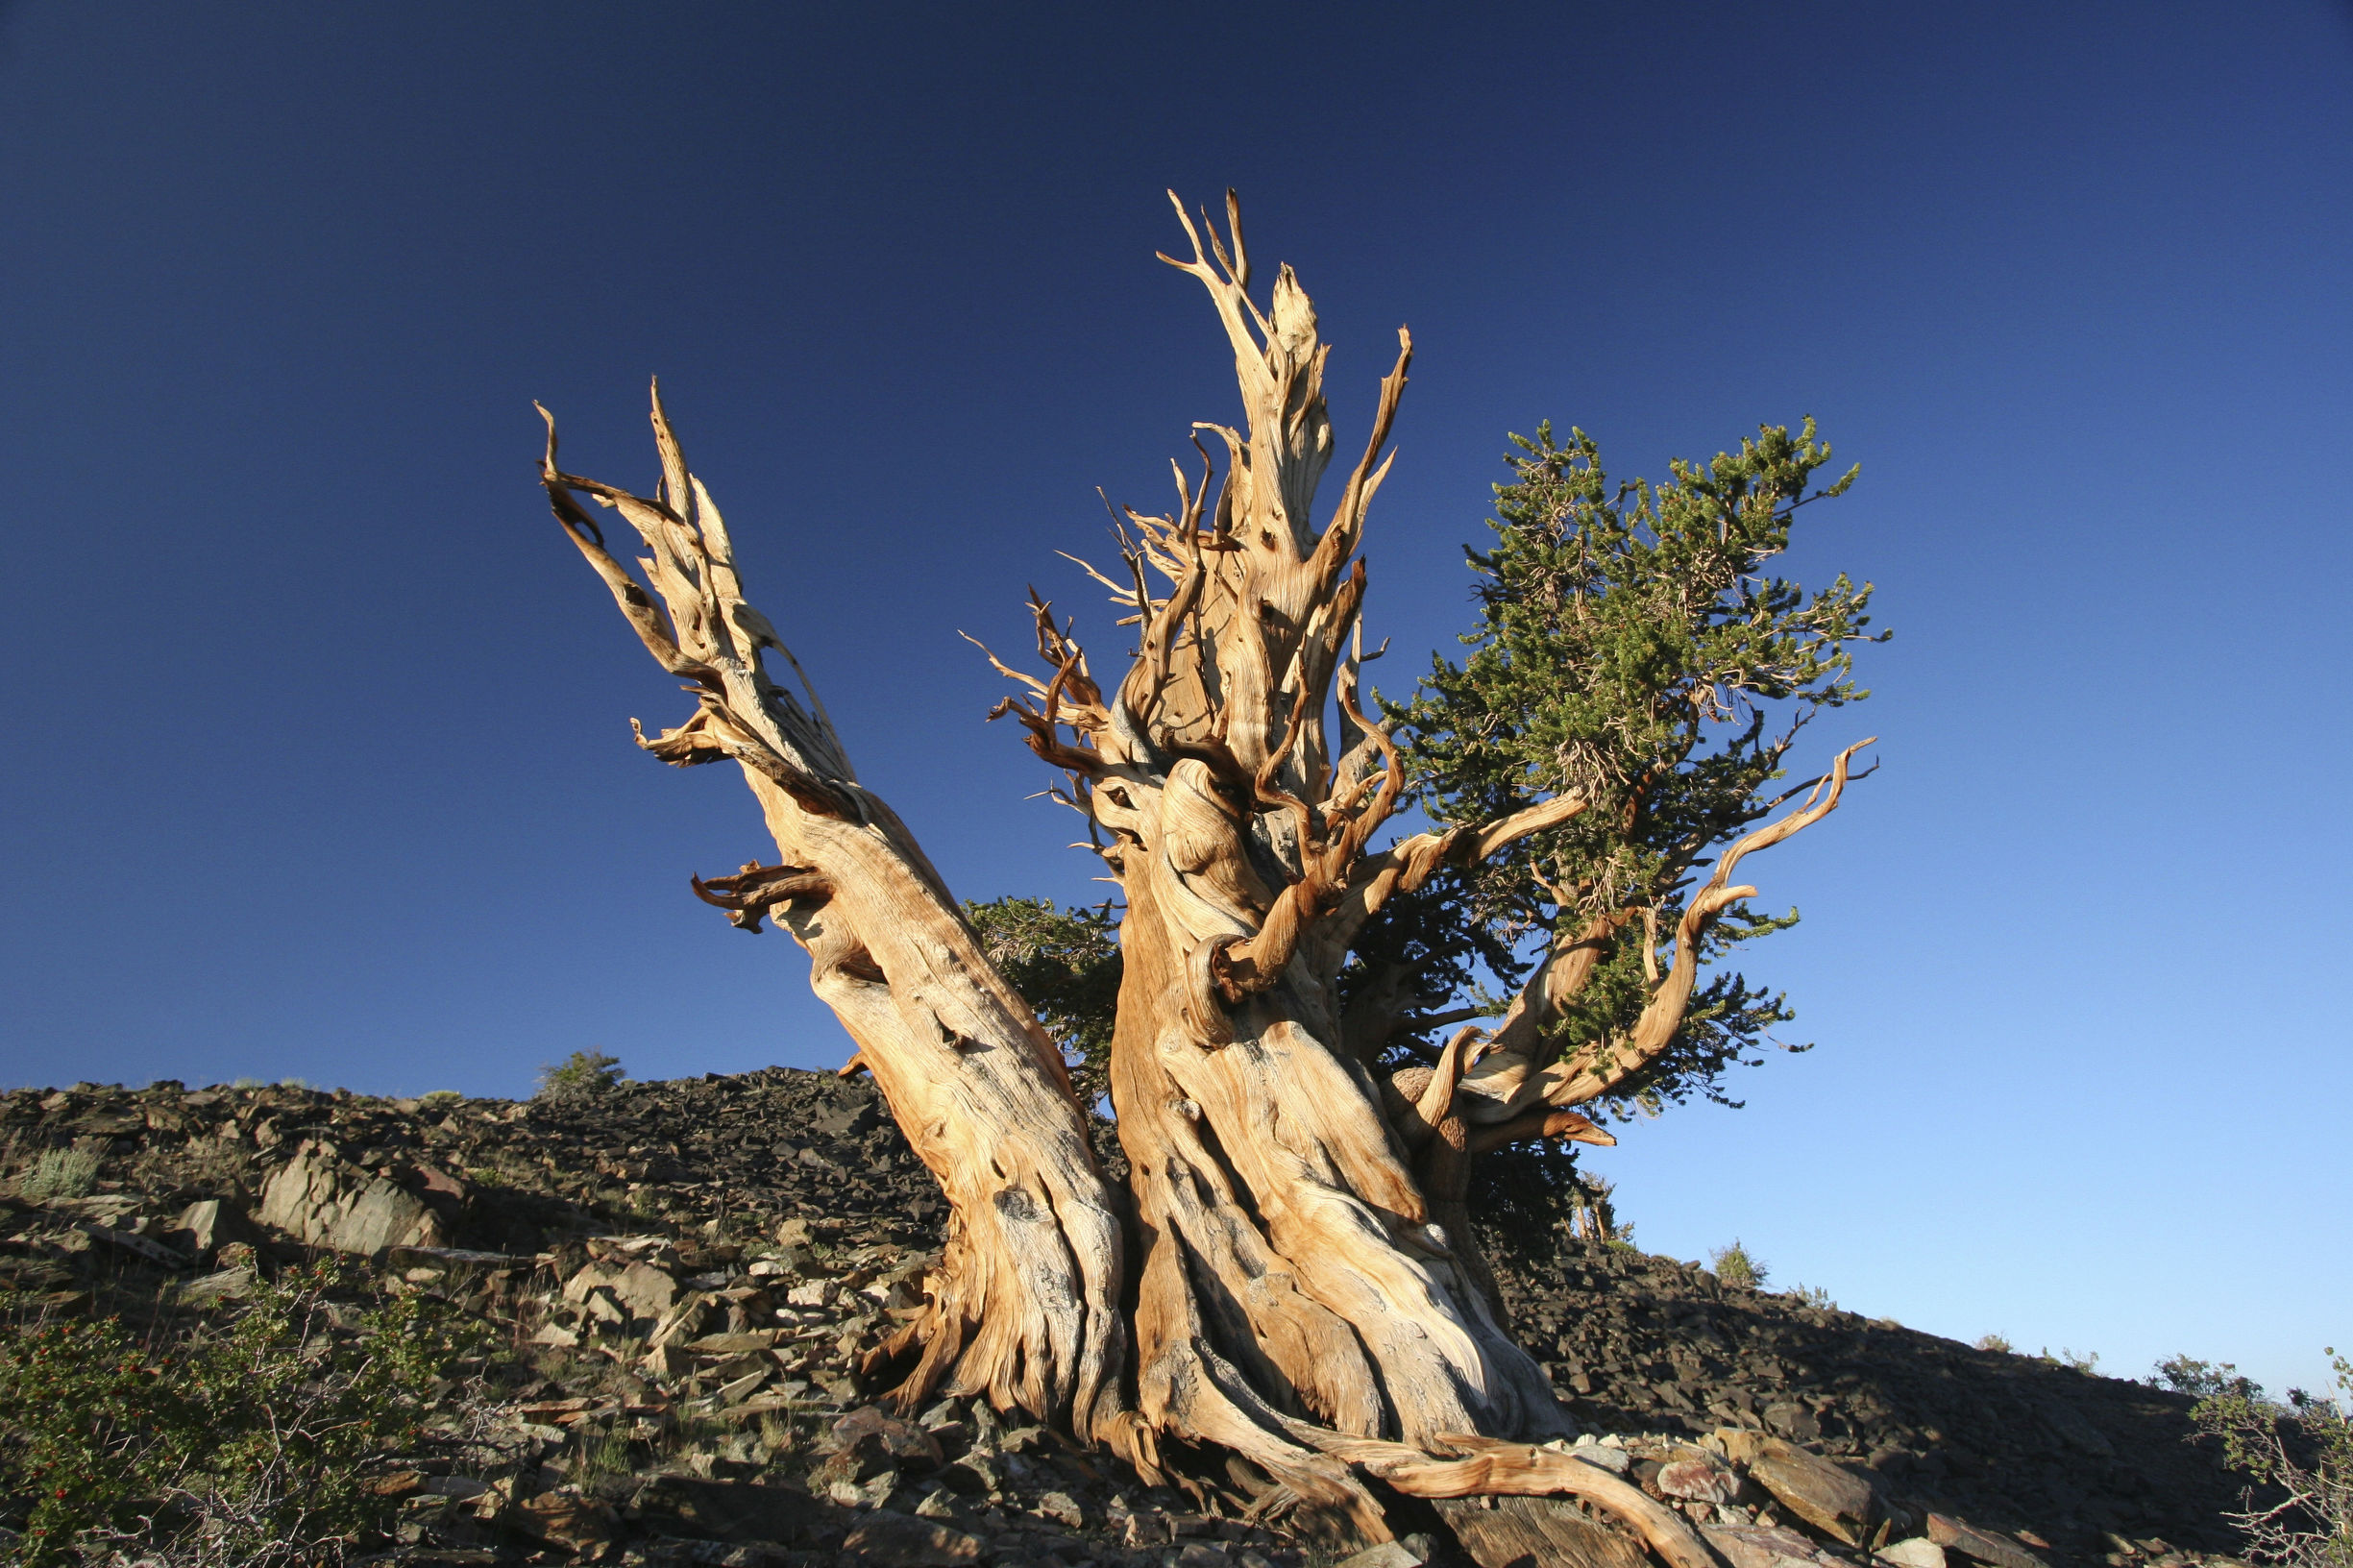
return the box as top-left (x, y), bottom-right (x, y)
top-left (3, 4), bottom-right (2348, 1396)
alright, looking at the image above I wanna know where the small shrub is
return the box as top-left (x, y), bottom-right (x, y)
top-left (2152, 1354), bottom-right (2266, 1401)
top-left (1976, 1333), bottom-right (2015, 1354)
top-left (2194, 1348), bottom-right (2353, 1568)
top-left (17, 1138), bottom-right (107, 1201)
top-left (2041, 1346), bottom-right (2100, 1375)
top-left (1710, 1239), bottom-right (1769, 1288)
top-left (0, 1262), bottom-right (490, 1566)
top-left (536, 1049), bottom-right (625, 1100)
top-left (1785, 1284), bottom-right (1837, 1311)
top-left (418, 1089), bottom-right (463, 1108)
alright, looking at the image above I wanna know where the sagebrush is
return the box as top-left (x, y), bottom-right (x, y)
top-left (0, 1262), bottom-right (488, 1567)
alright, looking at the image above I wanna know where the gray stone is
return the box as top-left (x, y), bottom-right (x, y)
top-left (951, 1448), bottom-right (1006, 1493)
top-left (1705, 1524), bottom-right (1838, 1568)
top-left (614, 1258), bottom-right (681, 1319)
top-left (839, 1507), bottom-right (983, 1565)
top-left (1744, 1438), bottom-right (1876, 1547)
top-left (257, 1140), bottom-right (445, 1255)
top-left (1657, 1456), bottom-right (1741, 1505)
top-left (1568, 1438), bottom-right (1633, 1475)
top-left (635, 1476), bottom-right (834, 1547)
top-left (561, 1260), bottom-right (624, 1304)
top-left (78, 1221), bottom-right (191, 1268)
top-left (1927, 1515), bottom-right (2049, 1568)
top-left (1879, 1538), bottom-right (1949, 1568)
top-left (174, 1265), bottom-right (256, 1306)
top-left (510, 1487), bottom-right (617, 1555)
top-left (165, 1197), bottom-right (254, 1258)
top-left (649, 1292), bottom-right (717, 1349)
top-left (2038, 1401), bottom-right (2117, 1458)
top-left (1335, 1542), bottom-right (1428, 1568)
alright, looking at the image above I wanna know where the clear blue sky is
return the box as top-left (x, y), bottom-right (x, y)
top-left (3, 4), bottom-right (2347, 1398)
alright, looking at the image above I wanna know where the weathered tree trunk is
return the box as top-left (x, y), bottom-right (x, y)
top-left (535, 405), bottom-right (1142, 1460)
top-left (543, 190), bottom-right (1865, 1560)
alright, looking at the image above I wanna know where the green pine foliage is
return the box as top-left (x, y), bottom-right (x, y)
top-left (972, 418), bottom-right (1881, 1250)
top-left (1710, 1239), bottom-right (1769, 1288)
top-left (536, 1049), bottom-right (625, 1100)
top-left (964, 897), bottom-right (1122, 1110)
top-left (1389, 418), bottom-right (1881, 1113)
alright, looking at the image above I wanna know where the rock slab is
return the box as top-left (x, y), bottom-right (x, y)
top-left (1744, 1435), bottom-right (1878, 1547)
top-left (257, 1140), bottom-right (445, 1255)
top-left (1928, 1514), bottom-right (2050, 1568)
top-left (840, 1507), bottom-right (983, 1565)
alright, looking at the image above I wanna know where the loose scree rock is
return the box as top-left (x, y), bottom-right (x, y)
top-left (0, 1072), bottom-right (2264, 1568)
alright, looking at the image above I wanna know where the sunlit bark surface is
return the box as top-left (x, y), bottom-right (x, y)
top-left (544, 191), bottom-right (1864, 1556)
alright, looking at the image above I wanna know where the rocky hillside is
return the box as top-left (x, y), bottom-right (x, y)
top-left (1, 1070), bottom-right (2254, 1568)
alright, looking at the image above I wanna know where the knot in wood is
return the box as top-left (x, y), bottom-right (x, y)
top-left (991, 1185), bottom-right (1044, 1224)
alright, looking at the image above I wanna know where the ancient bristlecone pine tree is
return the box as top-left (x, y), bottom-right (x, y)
top-left (540, 193), bottom-right (1864, 1559)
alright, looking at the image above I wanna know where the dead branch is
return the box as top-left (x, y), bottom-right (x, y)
top-left (1538, 738), bottom-right (1875, 1110)
top-left (544, 383), bottom-right (1128, 1444)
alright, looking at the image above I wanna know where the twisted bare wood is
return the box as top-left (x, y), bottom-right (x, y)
top-left (538, 394), bottom-right (1137, 1454)
top-left (549, 193), bottom-right (1867, 1568)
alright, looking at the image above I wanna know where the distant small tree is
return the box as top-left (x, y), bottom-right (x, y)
top-left (1710, 1239), bottom-right (1768, 1288)
top-left (536, 1049), bottom-right (625, 1100)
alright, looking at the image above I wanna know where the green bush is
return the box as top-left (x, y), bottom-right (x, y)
top-left (2151, 1354), bottom-right (2266, 1401)
top-left (536, 1048), bottom-right (625, 1100)
top-left (1975, 1333), bottom-right (2015, 1354)
top-left (1709, 1239), bottom-right (1768, 1288)
top-left (2194, 1349), bottom-right (2353, 1568)
top-left (15, 1139), bottom-right (106, 1202)
top-left (963, 896), bottom-right (1120, 1110)
top-left (0, 1262), bottom-right (487, 1566)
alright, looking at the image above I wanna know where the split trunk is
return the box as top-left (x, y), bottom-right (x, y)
top-left (541, 192), bottom-right (1864, 1558)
